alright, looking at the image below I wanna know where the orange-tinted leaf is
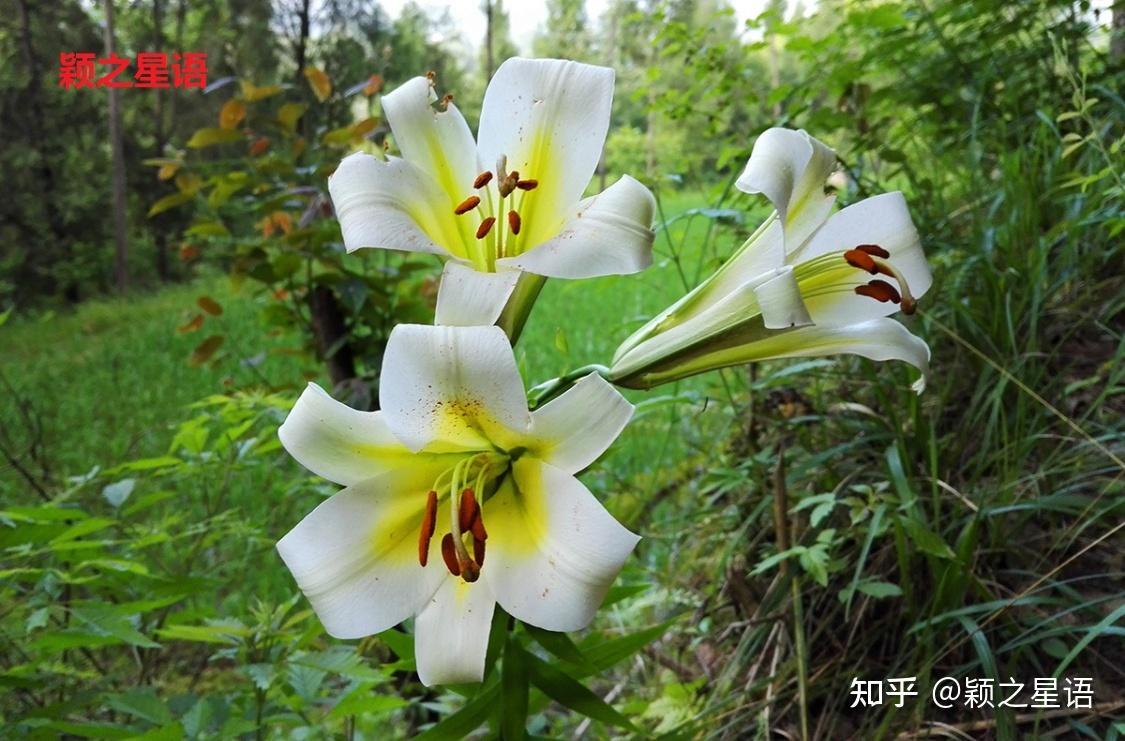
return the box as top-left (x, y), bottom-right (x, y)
top-left (273, 212), bottom-right (293, 235)
top-left (249, 137), bottom-right (271, 156)
top-left (175, 172), bottom-right (203, 195)
top-left (239, 80), bottom-right (283, 102)
top-left (258, 211), bottom-right (294, 238)
top-left (363, 74), bottom-right (384, 96)
top-left (352, 117), bottom-right (378, 138)
top-left (185, 221), bottom-right (228, 237)
top-left (157, 163), bottom-right (181, 180)
top-left (148, 191), bottom-right (193, 217)
top-left (187, 127), bottom-right (243, 148)
top-left (179, 244), bottom-right (200, 262)
top-left (278, 103), bottom-right (307, 134)
top-left (321, 126), bottom-right (354, 147)
top-left (304, 67), bottom-right (332, 102)
top-left (219, 99), bottom-right (246, 129)
top-left (197, 296), bottom-right (223, 316)
top-left (177, 314), bottom-right (204, 333)
top-left (190, 335), bottom-right (225, 366)
top-left (292, 137), bottom-right (307, 158)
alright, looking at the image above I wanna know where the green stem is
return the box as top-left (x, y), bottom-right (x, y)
top-left (496, 273), bottom-right (546, 345)
top-left (791, 572), bottom-right (810, 741)
top-left (527, 364), bottom-right (611, 409)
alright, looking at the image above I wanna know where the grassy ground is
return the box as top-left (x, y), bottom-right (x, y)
top-left (0, 275), bottom-right (309, 496)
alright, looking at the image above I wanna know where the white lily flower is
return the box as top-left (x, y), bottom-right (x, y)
top-left (610, 128), bottom-right (933, 392)
top-left (275, 324), bottom-right (639, 686)
top-left (328, 58), bottom-right (656, 330)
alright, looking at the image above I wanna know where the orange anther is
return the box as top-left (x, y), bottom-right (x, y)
top-left (473, 536), bottom-right (486, 567)
top-left (508, 210), bottom-right (521, 235)
top-left (854, 279), bottom-right (901, 304)
top-left (459, 489), bottom-right (480, 532)
top-left (441, 533), bottom-right (461, 576)
top-left (454, 196), bottom-right (480, 215)
top-left (856, 244), bottom-right (890, 259)
top-left (470, 514), bottom-right (488, 542)
top-left (473, 171), bottom-right (493, 189)
top-left (843, 249), bottom-right (877, 274)
top-left (417, 490), bottom-right (438, 567)
top-left (476, 217), bottom-right (496, 239)
top-left (516, 179), bottom-right (538, 191)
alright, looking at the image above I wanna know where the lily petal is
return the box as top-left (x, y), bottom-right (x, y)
top-left (328, 152), bottom-right (465, 259)
top-left (529, 373), bottom-right (633, 474)
top-left (610, 263), bottom-right (804, 382)
top-left (611, 218), bottom-right (785, 364)
top-left (279, 383), bottom-right (450, 487)
top-left (276, 466), bottom-right (449, 639)
top-left (434, 260), bottom-right (522, 327)
top-left (615, 316), bottom-right (930, 393)
top-left (753, 266), bottom-right (813, 330)
top-left (382, 76), bottom-right (480, 212)
top-left (736, 128), bottom-right (836, 252)
top-left (414, 577), bottom-right (496, 686)
top-left (477, 58), bottom-right (614, 250)
top-left (496, 175), bottom-right (655, 279)
top-left (380, 324), bottom-right (531, 453)
top-left (483, 458), bottom-right (640, 632)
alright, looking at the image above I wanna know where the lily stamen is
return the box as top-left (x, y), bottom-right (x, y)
top-left (843, 249), bottom-right (877, 274)
top-left (516, 179), bottom-right (538, 191)
top-left (508, 210), bottom-right (522, 235)
top-left (455, 196), bottom-right (481, 215)
top-left (476, 217), bottom-right (496, 239)
top-left (440, 533), bottom-right (461, 576)
top-left (473, 171), bottom-right (493, 189)
top-left (855, 279), bottom-right (902, 304)
top-left (417, 490), bottom-right (438, 567)
top-left (870, 260), bottom-right (917, 314)
top-left (856, 243), bottom-right (890, 258)
top-left (458, 489), bottom-right (480, 532)
top-left (842, 242), bottom-right (918, 314)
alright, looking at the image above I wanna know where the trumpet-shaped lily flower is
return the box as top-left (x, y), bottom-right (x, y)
top-left (610, 128), bottom-right (932, 392)
top-left (276, 324), bottom-right (639, 685)
top-left (328, 58), bottom-right (656, 330)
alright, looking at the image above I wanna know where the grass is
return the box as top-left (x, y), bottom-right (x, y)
top-left (0, 274), bottom-right (309, 496)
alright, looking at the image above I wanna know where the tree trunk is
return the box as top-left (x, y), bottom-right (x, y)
top-left (295, 0), bottom-right (310, 75)
top-left (167, 0), bottom-right (186, 128)
top-left (103, 0), bottom-right (129, 293)
top-left (484, 0), bottom-right (495, 81)
top-left (308, 286), bottom-right (357, 389)
top-left (16, 0), bottom-right (69, 292)
top-left (152, 0), bottom-right (170, 281)
top-left (1113, 0), bottom-right (1125, 65)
